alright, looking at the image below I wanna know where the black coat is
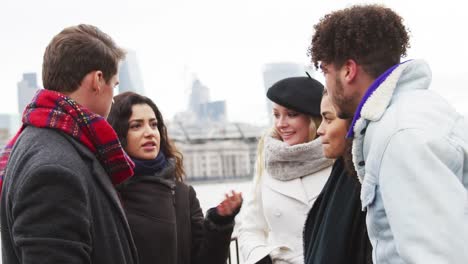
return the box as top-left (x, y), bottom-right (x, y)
top-left (303, 158), bottom-right (372, 264)
top-left (117, 162), bottom-right (234, 264)
top-left (1, 126), bottom-right (138, 264)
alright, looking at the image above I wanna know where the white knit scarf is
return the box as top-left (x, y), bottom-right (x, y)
top-left (264, 136), bottom-right (333, 181)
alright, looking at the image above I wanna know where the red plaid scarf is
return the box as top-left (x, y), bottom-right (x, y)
top-left (0, 89), bottom-right (134, 194)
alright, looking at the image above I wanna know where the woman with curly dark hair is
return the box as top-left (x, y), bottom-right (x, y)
top-left (310, 4), bottom-right (468, 263)
top-left (107, 91), bottom-right (243, 264)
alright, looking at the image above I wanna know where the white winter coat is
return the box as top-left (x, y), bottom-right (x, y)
top-left (238, 160), bottom-right (331, 264)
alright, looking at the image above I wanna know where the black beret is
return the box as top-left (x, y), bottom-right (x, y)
top-left (266, 76), bottom-right (324, 117)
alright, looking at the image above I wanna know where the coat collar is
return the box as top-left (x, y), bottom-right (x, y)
top-left (64, 135), bottom-right (139, 262)
top-left (349, 59), bottom-right (432, 183)
top-left (347, 60), bottom-right (413, 138)
top-left (350, 59), bottom-right (433, 134)
top-left (263, 173), bottom-right (308, 204)
top-left (69, 138), bottom-right (130, 220)
top-left (263, 167), bottom-right (330, 205)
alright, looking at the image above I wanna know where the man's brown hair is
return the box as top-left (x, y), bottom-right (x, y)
top-left (309, 4), bottom-right (410, 78)
top-left (42, 24), bottom-right (126, 93)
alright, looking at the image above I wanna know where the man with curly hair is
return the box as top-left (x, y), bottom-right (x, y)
top-left (310, 4), bottom-right (468, 263)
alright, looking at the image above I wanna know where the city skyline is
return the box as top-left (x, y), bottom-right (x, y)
top-left (1, 0), bottom-right (468, 126)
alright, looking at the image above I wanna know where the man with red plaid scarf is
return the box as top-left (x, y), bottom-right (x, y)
top-left (0, 24), bottom-right (138, 264)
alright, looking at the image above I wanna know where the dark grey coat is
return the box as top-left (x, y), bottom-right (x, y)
top-left (1, 126), bottom-right (139, 264)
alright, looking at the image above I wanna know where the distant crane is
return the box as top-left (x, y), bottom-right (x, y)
top-left (176, 121), bottom-right (191, 143)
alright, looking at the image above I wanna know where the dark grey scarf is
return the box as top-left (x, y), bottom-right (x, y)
top-left (264, 136), bottom-right (333, 181)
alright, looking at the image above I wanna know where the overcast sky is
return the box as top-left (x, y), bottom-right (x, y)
top-left (1, 0), bottom-right (467, 125)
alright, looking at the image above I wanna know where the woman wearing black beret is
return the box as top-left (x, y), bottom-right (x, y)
top-left (238, 76), bottom-right (333, 264)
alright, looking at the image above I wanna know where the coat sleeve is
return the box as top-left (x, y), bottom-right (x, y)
top-left (189, 185), bottom-right (234, 264)
top-left (378, 129), bottom-right (468, 263)
top-left (237, 170), bottom-right (276, 264)
top-left (9, 164), bottom-right (92, 263)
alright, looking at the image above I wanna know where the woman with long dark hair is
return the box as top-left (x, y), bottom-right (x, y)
top-left (108, 91), bottom-right (242, 264)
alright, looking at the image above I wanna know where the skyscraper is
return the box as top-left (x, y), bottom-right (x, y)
top-left (262, 62), bottom-right (305, 124)
top-left (17, 73), bottom-right (39, 114)
top-left (188, 78), bottom-right (210, 115)
top-left (119, 50), bottom-right (145, 94)
top-left (0, 113), bottom-right (20, 148)
top-left (174, 76), bottom-right (228, 124)
top-left (199, 100), bottom-right (227, 123)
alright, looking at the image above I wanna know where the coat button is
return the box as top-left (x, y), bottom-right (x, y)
top-left (358, 161), bottom-right (365, 166)
top-left (274, 211), bottom-right (282, 217)
top-left (360, 128), bottom-right (367, 135)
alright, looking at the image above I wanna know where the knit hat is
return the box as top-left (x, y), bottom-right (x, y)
top-left (267, 76), bottom-right (324, 117)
